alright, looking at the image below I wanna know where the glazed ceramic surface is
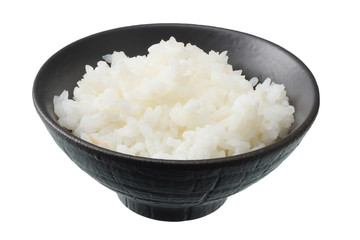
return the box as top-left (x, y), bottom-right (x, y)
top-left (33, 24), bottom-right (319, 221)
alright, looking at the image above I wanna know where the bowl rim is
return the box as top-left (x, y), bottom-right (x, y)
top-left (33, 23), bottom-right (320, 166)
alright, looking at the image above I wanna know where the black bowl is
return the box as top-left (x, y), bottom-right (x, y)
top-left (33, 24), bottom-right (319, 221)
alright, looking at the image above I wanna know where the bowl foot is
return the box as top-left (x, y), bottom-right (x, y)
top-left (118, 194), bottom-right (227, 221)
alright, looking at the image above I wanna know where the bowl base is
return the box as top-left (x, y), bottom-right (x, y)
top-left (118, 194), bottom-right (227, 221)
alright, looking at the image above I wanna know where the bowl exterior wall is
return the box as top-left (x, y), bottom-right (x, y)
top-left (45, 121), bottom-right (304, 208)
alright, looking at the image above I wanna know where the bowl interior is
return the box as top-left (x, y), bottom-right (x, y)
top-left (33, 24), bottom-right (319, 155)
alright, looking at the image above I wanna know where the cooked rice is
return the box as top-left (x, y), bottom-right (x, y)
top-left (54, 37), bottom-right (295, 160)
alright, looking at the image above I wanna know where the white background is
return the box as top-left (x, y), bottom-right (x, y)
top-left (1, 0), bottom-right (359, 239)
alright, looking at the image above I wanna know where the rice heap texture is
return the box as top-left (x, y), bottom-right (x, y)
top-left (54, 37), bottom-right (295, 160)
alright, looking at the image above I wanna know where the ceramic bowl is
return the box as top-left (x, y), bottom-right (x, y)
top-left (33, 24), bottom-right (319, 221)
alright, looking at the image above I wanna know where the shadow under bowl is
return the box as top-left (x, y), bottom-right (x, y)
top-left (33, 24), bottom-right (319, 221)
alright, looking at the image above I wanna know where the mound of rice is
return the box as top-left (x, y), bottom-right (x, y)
top-left (54, 37), bottom-right (295, 160)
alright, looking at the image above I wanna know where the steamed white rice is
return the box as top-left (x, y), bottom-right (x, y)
top-left (54, 37), bottom-right (295, 160)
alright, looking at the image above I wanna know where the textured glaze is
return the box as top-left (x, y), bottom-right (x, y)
top-left (33, 24), bottom-right (319, 221)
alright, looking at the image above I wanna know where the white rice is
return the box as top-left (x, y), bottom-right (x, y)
top-left (54, 37), bottom-right (295, 160)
